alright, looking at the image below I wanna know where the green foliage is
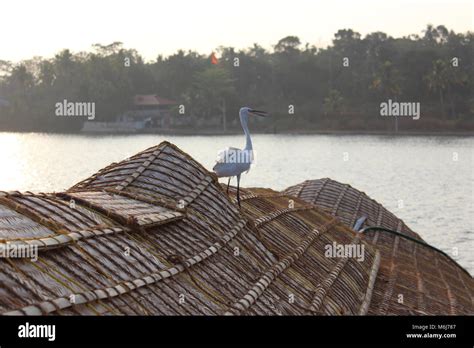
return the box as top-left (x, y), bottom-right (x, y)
top-left (324, 89), bottom-right (344, 115)
top-left (0, 25), bottom-right (472, 132)
top-left (192, 67), bottom-right (235, 118)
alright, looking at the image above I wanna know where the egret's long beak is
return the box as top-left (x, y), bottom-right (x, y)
top-left (249, 109), bottom-right (268, 117)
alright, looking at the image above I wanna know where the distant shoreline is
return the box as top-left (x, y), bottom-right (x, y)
top-left (1, 129), bottom-right (473, 137)
top-left (83, 128), bottom-right (474, 136)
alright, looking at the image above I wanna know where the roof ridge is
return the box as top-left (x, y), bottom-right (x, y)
top-left (4, 219), bottom-right (247, 315)
top-left (225, 218), bottom-right (338, 315)
top-left (309, 234), bottom-right (362, 313)
top-left (0, 226), bottom-right (125, 252)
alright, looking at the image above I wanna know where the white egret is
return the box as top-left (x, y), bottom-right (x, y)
top-left (213, 107), bottom-right (268, 207)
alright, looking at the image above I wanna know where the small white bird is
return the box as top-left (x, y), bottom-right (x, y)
top-left (213, 107), bottom-right (268, 207)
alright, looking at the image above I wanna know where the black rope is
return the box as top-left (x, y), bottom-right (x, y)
top-left (360, 226), bottom-right (472, 277)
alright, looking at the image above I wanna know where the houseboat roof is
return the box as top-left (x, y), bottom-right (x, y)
top-left (0, 141), bottom-right (471, 315)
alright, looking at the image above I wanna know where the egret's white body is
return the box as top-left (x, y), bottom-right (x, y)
top-left (213, 107), bottom-right (267, 207)
top-left (213, 147), bottom-right (252, 177)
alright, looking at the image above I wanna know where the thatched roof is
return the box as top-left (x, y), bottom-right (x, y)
top-left (284, 179), bottom-right (473, 315)
top-left (284, 179), bottom-right (423, 241)
top-left (0, 141), bottom-right (472, 315)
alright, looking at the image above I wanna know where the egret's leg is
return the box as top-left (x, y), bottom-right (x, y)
top-left (226, 177), bottom-right (231, 194)
top-left (236, 174), bottom-right (241, 208)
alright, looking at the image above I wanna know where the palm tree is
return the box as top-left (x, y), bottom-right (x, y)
top-left (323, 89), bottom-right (344, 116)
top-left (424, 60), bottom-right (449, 118)
top-left (192, 67), bottom-right (235, 129)
top-left (370, 61), bottom-right (401, 132)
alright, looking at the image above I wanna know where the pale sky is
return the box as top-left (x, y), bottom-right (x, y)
top-left (1, 0), bottom-right (472, 62)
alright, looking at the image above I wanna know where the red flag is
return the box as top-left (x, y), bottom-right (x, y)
top-left (210, 52), bottom-right (218, 65)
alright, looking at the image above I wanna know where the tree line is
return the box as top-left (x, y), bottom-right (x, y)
top-left (0, 24), bottom-right (472, 133)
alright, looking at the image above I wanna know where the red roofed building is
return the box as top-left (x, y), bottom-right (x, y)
top-left (127, 94), bottom-right (177, 128)
top-left (133, 95), bottom-right (176, 107)
top-left (82, 95), bottom-right (180, 133)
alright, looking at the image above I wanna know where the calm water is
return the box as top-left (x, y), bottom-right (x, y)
top-left (0, 132), bottom-right (472, 274)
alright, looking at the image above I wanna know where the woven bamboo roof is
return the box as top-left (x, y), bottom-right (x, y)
top-left (283, 179), bottom-right (473, 315)
top-left (0, 141), bottom-right (472, 315)
top-left (284, 179), bottom-right (423, 241)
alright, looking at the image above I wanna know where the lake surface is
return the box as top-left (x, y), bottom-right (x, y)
top-left (0, 132), bottom-right (472, 274)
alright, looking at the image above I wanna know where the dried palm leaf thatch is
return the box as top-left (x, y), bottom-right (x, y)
top-left (0, 142), bottom-right (471, 316)
top-left (0, 142), bottom-right (380, 316)
top-left (282, 178), bottom-right (473, 315)
top-left (284, 179), bottom-right (422, 241)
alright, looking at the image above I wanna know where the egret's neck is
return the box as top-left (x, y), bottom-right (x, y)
top-left (241, 114), bottom-right (252, 151)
